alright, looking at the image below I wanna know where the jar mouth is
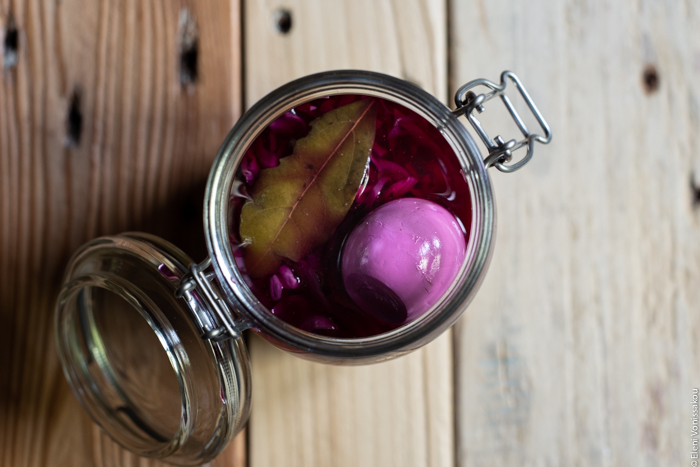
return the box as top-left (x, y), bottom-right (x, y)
top-left (204, 70), bottom-right (495, 362)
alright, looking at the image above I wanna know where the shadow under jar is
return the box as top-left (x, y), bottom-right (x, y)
top-left (55, 70), bottom-right (551, 465)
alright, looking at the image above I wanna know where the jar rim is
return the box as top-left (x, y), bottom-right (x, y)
top-left (204, 70), bottom-right (495, 362)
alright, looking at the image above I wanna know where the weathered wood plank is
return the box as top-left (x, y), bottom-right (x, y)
top-left (450, 0), bottom-right (700, 466)
top-left (0, 1), bottom-right (243, 465)
top-left (243, 1), bottom-right (453, 467)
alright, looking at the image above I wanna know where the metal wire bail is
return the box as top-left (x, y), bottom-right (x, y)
top-left (453, 71), bottom-right (552, 173)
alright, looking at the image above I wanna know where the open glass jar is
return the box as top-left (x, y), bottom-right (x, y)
top-left (55, 70), bottom-right (551, 465)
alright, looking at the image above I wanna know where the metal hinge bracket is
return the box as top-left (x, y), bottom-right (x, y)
top-left (175, 256), bottom-right (250, 342)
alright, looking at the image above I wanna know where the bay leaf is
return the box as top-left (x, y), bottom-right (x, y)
top-left (240, 99), bottom-right (377, 278)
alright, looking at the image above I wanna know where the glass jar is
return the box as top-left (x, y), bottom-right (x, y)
top-left (55, 70), bottom-right (551, 465)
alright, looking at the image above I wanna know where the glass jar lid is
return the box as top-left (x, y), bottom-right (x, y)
top-left (54, 233), bottom-right (251, 465)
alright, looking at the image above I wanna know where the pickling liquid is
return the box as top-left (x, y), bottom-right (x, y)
top-left (230, 94), bottom-right (472, 338)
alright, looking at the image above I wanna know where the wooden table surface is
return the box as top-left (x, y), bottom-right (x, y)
top-left (1, 1), bottom-right (698, 466)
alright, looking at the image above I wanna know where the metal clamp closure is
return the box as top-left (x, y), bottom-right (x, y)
top-left (175, 256), bottom-right (250, 342)
top-left (454, 70), bottom-right (552, 173)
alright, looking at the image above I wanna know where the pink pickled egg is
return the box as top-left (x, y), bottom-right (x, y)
top-left (341, 198), bottom-right (466, 324)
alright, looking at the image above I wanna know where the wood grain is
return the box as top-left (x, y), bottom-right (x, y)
top-left (243, 1), bottom-right (453, 467)
top-left (450, 0), bottom-right (700, 466)
top-left (0, 1), bottom-right (243, 465)
top-left (3, 0), bottom-right (697, 466)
